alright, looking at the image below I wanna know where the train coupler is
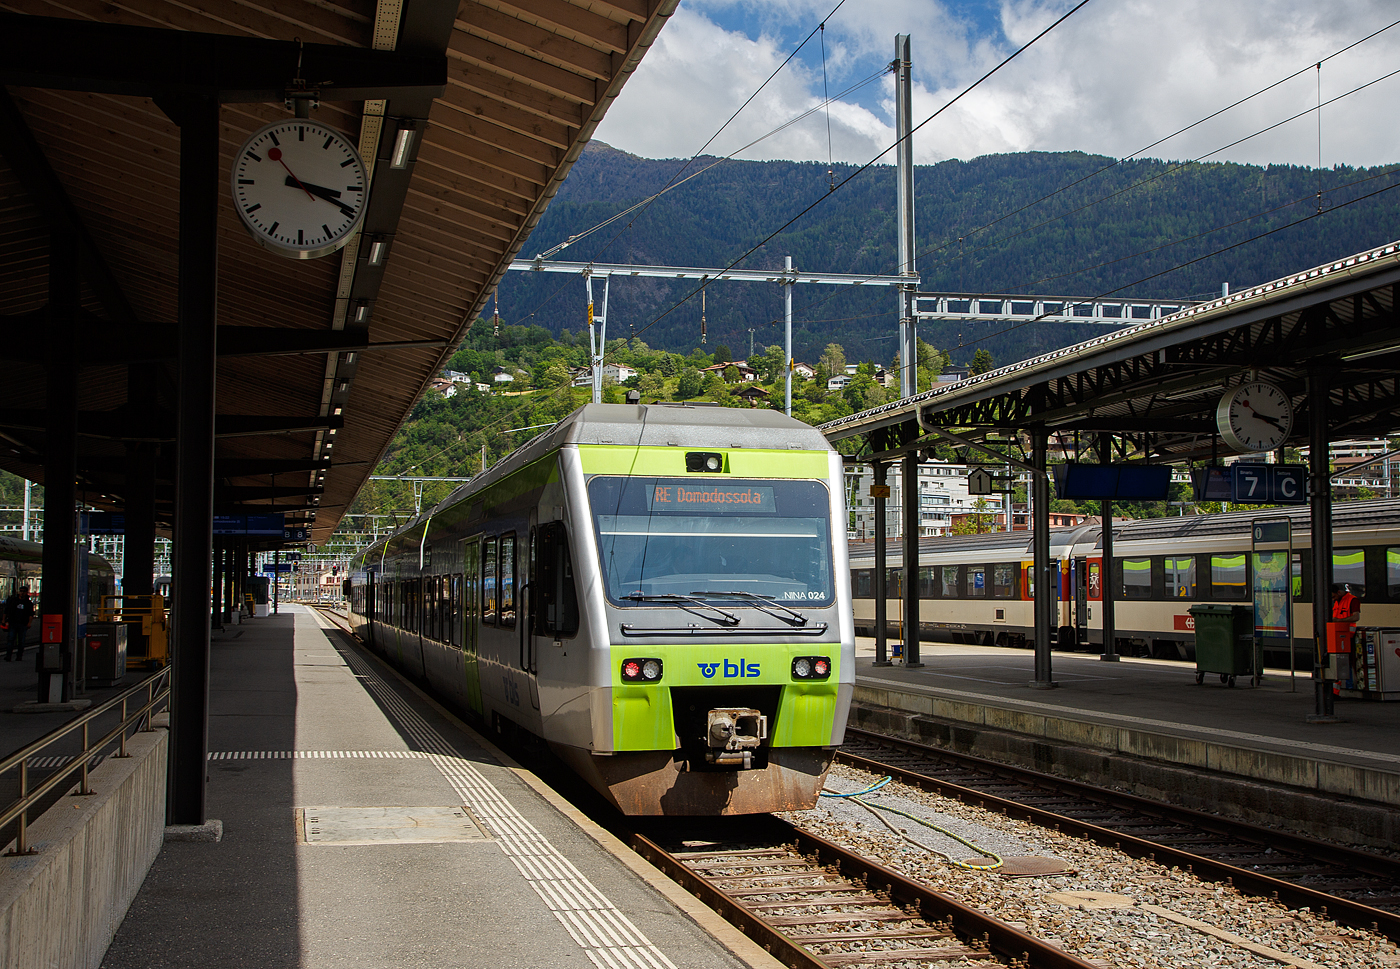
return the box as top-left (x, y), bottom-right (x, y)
top-left (704, 708), bottom-right (767, 769)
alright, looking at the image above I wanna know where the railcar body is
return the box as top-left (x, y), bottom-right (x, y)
top-left (850, 499), bottom-right (1400, 664)
top-left (348, 403), bottom-right (854, 815)
top-left (0, 536), bottom-right (118, 636)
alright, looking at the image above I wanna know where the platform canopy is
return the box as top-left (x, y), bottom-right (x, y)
top-left (821, 239), bottom-right (1400, 460)
top-left (0, 0), bottom-right (675, 544)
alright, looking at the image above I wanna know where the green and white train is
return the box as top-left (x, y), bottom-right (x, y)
top-left (348, 402), bottom-right (854, 815)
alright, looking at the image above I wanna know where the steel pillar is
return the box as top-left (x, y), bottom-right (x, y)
top-left (901, 451), bottom-right (922, 667)
top-left (168, 94), bottom-right (219, 826)
top-left (1030, 430), bottom-right (1055, 688)
top-left (40, 228), bottom-right (79, 704)
top-left (872, 461), bottom-right (890, 666)
top-left (1098, 435), bottom-right (1118, 661)
top-left (894, 34), bottom-right (917, 398)
top-left (784, 255), bottom-right (793, 417)
top-left (1307, 370), bottom-right (1337, 721)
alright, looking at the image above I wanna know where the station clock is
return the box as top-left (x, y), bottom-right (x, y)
top-left (231, 120), bottom-right (368, 259)
top-left (1215, 381), bottom-right (1293, 453)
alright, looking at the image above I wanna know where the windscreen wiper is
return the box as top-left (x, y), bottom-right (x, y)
top-left (691, 590), bottom-right (808, 626)
top-left (621, 592), bottom-right (740, 626)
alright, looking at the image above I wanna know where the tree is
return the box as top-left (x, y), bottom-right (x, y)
top-left (818, 343), bottom-right (846, 380)
top-left (677, 368), bottom-right (703, 399)
top-left (701, 372), bottom-right (726, 398)
top-left (757, 344), bottom-right (786, 382)
top-left (969, 348), bottom-right (995, 375)
top-left (723, 364), bottom-right (741, 383)
top-left (713, 344), bottom-right (732, 365)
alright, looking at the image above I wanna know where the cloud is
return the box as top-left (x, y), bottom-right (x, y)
top-left (593, 0), bottom-right (1400, 168)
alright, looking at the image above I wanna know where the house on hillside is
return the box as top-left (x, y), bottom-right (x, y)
top-left (427, 377), bottom-right (458, 398)
top-left (827, 374), bottom-right (852, 391)
top-left (792, 362), bottom-right (816, 379)
top-left (734, 385), bottom-right (769, 406)
top-left (702, 361), bottom-right (756, 382)
top-left (602, 363), bottom-right (637, 382)
top-left (492, 367), bottom-right (516, 386)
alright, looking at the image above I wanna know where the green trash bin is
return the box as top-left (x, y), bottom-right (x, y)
top-left (1189, 604), bottom-right (1254, 687)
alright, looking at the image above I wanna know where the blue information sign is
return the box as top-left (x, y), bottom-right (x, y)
top-left (263, 563), bottom-right (294, 573)
top-left (1230, 464), bottom-right (1307, 504)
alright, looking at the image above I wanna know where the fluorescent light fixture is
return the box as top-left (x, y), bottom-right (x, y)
top-left (328, 428), bottom-right (337, 436)
top-left (367, 240), bottom-right (386, 265)
top-left (391, 125), bottom-right (415, 169)
top-left (1342, 343), bottom-right (1400, 362)
top-left (354, 302), bottom-right (369, 322)
top-left (344, 352), bottom-right (356, 364)
top-left (337, 381), bottom-right (349, 392)
top-left (333, 406), bottom-right (343, 416)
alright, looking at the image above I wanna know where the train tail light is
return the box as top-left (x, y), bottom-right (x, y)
top-left (621, 658), bottom-right (663, 682)
top-left (791, 656), bottom-right (831, 680)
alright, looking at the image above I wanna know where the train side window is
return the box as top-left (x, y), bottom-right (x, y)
top-left (483, 537), bottom-right (498, 625)
top-left (993, 563), bottom-right (1016, 599)
top-left (918, 566), bottom-right (937, 599)
top-left (534, 522), bottom-right (579, 638)
top-left (1386, 548), bottom-right (1400, 600)
top-left (1120, 558), bottom-right (1152, 599)
top-left (967, 566), bottom-right (986, 598)
top-left (1210, 553), bottom-right (1248, 600)
top-left (940, 565), bottom-right (959, 598)
top-left (852, 569), bottom-right (872, 598)
top-left (886, 568), bottom-right (904, 600)
top-left (500, 533), bottom-right (517, 627)
top-left (1164, 556), bottom-right (1196, 598)
top-left (449, 575), bottom-right (461, 646)
top-left (1333, 547), bottom-right (1365, 597)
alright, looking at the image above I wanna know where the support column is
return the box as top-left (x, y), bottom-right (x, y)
top-left (894, 33), bottom-right (917, 399)
top-left (1030, 429), bottom-right (1055, 688)
top-left (1307, 369), bottom-right (1337, 722)
top-left (273, 549), bottom-right (280, 615)
top-left (40, 228), bottom-right (79, 705)
top-left (872, 461), bottom-right (889, 667)
top-left (1098, 434), bottom-right (1118, 662)
top-left (783, 256), bottom-right (793, 417)
top-left (902, 451), bottom-right (922, 667)
top-left (169, 94), bottom-right (219, 826)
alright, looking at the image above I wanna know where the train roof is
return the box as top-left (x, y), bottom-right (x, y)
top-left (0, 535), bottom-right (115, 573)
top-left (845, 498), bottom-right (1400, 563)
top-left (362, 403), bottom-right (835, 563)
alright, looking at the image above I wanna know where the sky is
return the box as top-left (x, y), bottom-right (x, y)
top-left (592, 0), bottom-right (1400, 170)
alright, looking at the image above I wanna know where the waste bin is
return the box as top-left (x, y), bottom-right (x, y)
top-left (1188, 604), bottom-right (1254, 687)
top-left (85, 622), bottom-right (128, 685)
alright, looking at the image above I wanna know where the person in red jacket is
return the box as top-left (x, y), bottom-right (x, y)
top-left (1331, 583), bottom-right (1360, 626)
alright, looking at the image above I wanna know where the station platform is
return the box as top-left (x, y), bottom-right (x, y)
top-left (849, 637), bottom-right (1400, 845)
top-left (93, 605), bottom-right (775, 969)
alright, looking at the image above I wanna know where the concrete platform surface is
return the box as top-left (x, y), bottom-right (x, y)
top-left (852, 638), bottom-right (1400, 774)
top-left (99, 605), bottom-right (770, 969)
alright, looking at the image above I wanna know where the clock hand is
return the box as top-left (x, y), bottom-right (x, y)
top-left (282, 177), bottom-right (357, 218)
top-left (1241, 401), bottom-right (1286, 430)
top-left (268, 147), bottom-right (316, 201)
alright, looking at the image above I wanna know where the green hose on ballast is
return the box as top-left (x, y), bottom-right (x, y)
top-left (821, 777), bottom-right (1004, 872)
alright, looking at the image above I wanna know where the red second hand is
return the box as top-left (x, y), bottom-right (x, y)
top-left (268, 146), bottom-right (315, 200)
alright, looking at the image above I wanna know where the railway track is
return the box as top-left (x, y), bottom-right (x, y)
top-left (838, 726), bottom-right (1400, 943)
top-left (632, 815), bottom-right (1102, 969)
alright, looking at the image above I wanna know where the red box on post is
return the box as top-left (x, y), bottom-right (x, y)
top-left (41, 614), bottom-right (61, 644)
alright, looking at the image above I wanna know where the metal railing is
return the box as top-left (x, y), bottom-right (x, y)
top-left (0, 669), bottom-right (170, 854)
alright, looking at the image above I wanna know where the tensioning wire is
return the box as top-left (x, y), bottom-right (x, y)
top-left (821, 777), bottom-right (1004, 871)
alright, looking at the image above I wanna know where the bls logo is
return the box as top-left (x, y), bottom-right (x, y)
top-left (698, 659), bottom-right (761, 679)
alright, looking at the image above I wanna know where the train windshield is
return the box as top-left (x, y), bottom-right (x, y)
top-left (588, 476), bottom-right (834, 607)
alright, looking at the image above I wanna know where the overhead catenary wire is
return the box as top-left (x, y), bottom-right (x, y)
top-left (625, 0), bottom-right (1097, 343)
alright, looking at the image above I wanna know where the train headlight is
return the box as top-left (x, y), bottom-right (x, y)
top-left (622, 658), bottom-right (663, 682)
top-left (791, 656), bottom-right (831, 680)
top-left (685, 451), bottom-right (725, 473)
top-left (792, 657), bottom-right (811, 678)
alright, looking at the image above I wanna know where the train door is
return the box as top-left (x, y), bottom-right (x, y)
top-left (1073, 558), bottom-right (1089, 647)
top-left (520, 524), bottom-right (540, 711)
top-left (461, 535), bottom-right (483, 714)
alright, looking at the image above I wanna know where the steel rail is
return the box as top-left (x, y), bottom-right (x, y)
top-left (838, 728), bottom-right (1400, 941)
top-left (0, 668), bottom-right (170, 854)
top-left (633, 817), bottom-right (1101, 969)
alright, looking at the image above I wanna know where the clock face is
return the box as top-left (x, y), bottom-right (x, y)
top-left (231, 120), bottom-right (368, 260)
top-left (1216, 381), bottom-right (1293, 453)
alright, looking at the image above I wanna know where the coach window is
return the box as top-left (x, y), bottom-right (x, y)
top-left (534, 522), bottom-right (580, 637)
top-left (483, 537), bottom-right (498, 625)
top-left (940, 565), bottom-right (959, 598)
top-left (852, 569), bottom-right (872, 598)
top-left (1293, 551), bottom-right (1308, 601)
top-left (1210, 553), bottom-right (1248, 600)
top-left (449, 575), bottom-right (461, 646)
top-left (885, 568), bottom-right (903, 600)
top-left (500, 534), bottom-right (517, 627)
top-left (968, 565), bottom-right (986, 598)
top-left (993, 563), bottom-right (1017, 599)
top-left (1333, 548), bottom-right (1365, 597)
top-left (918, 566), bottom-right (937, 599)
top-left (1121, 558), bottom-right (1152, 599)
top-left (1164, 556), bottom-right (1196, 598)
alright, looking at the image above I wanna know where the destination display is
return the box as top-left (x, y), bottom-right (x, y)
top-left (646, 482), bottom-right (776, 514)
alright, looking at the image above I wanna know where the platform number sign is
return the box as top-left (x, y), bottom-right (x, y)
top-left (284, 527), bottom-right (310, 541)
top-left (1230, 464), bottom-right (1307, 505)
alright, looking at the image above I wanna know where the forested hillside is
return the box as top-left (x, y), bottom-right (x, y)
top-left (501, 143), bottom-right (1400, 366)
